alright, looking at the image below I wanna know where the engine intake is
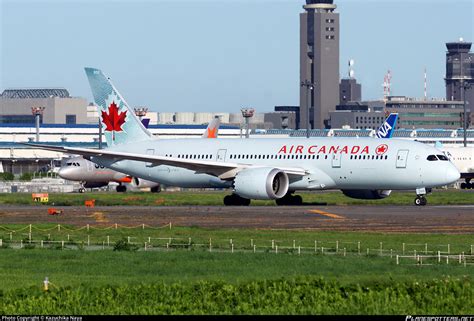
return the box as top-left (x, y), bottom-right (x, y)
top-left (233, 167), bottom-right (289, 200)
top-left (132, 177), bottom-right (160, 191)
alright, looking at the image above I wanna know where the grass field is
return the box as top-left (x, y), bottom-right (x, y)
top-left (0, 189), bottom-right (473, 206)
top-left (0, 225), bottom-right (473, 314)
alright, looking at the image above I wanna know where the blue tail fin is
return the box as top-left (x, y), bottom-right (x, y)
top-left (375, 113), bottom-right (398, 139)
top-left (84, 67), bottom-right (152, 146)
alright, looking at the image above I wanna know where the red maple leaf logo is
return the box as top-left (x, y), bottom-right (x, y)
top-left (101, 101), bottom-right (127, 140)
top-left (375, 144), bottom-right (388, 155)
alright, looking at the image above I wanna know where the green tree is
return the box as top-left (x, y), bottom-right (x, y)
top-left (0, 172), bottom-right (14, 181)
top-left (19, 173), bottom-right (33, 181)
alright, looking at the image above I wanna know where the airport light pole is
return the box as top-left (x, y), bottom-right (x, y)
top-left (31, 106), bottom-right (45, 142)
top-left (300, 80), bottom-right (314, 138)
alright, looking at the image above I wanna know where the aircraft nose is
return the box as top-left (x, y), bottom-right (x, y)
top-left (58, 167), bottom-right (73, 179)
top-left (445, 165), bottom-right (460, 184)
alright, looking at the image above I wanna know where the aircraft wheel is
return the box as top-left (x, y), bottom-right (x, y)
top-left (240, 197), bottom-right (251, 206)
top-left (116, 185), bottom-right (127, 193)
top-left (276, 193), bottom-right (302, 206)
top-left (151, 186), bottom-right (161, 193)
top-left (292, 195), bottom-right (303, 206)
top-left (224, 194), bottom-right (250, 206)
top-left (224, 195), bottom-right (233, 206)
top-left (79, 187), bottom-right (86, 193)
top-left (414, 196), bottom-right (427, 206)
top-left (461, 182), bottom-right (467, 189)
top-left (420, 196), bottom-right (427, 206)
top-left (275, 198), bottom-right (285, 206)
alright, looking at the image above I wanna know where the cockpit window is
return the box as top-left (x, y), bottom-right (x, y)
top-left (66, 162), bottom-right (72, 166)
top-left (437, 154), bottom-right (449, 161)
top-left (427, 155), bottom-right (438, 161)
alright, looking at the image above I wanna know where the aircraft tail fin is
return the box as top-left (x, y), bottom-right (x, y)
top-left (202, 117), bottom-right (220, 138)
top-left (375, 113), bottom-right (398, 139)
top-left (84, 67), bottom-right (152, 146)
top-left (434, 141), bottom-right (444, 149)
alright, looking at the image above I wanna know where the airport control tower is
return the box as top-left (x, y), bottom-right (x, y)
top-left (445, 40), bottom-right (473, 105)
top-left (300, 0), bottom-right (340, 129)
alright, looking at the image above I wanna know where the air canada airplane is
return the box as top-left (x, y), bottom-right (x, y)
top-left (29, 68), bottom-right (460, 206)
top-left (58, 118), bottom-right (221, 193)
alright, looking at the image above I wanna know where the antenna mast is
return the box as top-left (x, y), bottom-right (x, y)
top-left (424, 67), bottom-right (427, 100)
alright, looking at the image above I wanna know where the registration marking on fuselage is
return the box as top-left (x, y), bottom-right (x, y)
top-left (309, 210), bottom-right (346, 219)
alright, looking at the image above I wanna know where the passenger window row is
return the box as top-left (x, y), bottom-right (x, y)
top-left (350, 155), bottom-right (388, 160)
top-left (170, 154), bottom-right (390, 161)
top-left (176, 154), bottom-right (212, 160)
top-left (230, 154), bottom-right (328, 160)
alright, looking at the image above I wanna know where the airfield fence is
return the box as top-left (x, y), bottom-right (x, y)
top-left (0, 223), bottom-right (473, 267)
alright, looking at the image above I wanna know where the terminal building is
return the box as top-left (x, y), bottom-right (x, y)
top-left (0, 89), bottom-right (89, 124)
top-left (330, 96), bottom-right (467, 130)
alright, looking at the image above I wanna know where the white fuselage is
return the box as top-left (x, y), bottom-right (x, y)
top-left (441, 147), bottom-right (474, 176)
top-left (59, 157), bottom-right (129, 183)
top-left (90, 137), bottom-right (460, 191)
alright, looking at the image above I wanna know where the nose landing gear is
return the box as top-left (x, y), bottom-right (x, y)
top-left (414, 187), bottom-right (430, 206)
top-left (414, 195), bottom-right (427, 206)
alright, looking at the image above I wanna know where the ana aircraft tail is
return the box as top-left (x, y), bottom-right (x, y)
top-left (375, 113), bottom-right (398, 139)
top-left (202, 117), bottom-right (220, 138)
top-left (85, 67), bottom-right (152, 146)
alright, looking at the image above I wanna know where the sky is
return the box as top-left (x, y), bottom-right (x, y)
top-left (1, 0), bottom-right (473, 113)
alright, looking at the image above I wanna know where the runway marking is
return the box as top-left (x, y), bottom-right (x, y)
top-left (309, 210), bottom-right (346, 219)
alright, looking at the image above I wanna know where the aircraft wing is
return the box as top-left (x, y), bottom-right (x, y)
top-left (25, 143), bottom-right (307, 180)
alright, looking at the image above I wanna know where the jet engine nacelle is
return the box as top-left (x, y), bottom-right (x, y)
top-left (341, 189), bottom-right (392, 200)
top-left (83, 182), bottom-right (109, 189)
top-left (132, 177), bottom-right (161, 192)
top-left (233, 167), bottom-right (289, 200)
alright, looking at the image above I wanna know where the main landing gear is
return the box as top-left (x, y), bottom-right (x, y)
top-left (150, 186), bottom-right (161, 193)
top-left (275, 192), bottom-right (303, 206)
top-left (223, 193), bottom-right (251, 206)
top-left (116, 184), bottom-right (127, 193)
top-left (460, 178), bottom-right (472, 190)
top-left (414, 187), bottom-right (430, 206)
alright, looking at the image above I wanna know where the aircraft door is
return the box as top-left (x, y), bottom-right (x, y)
top-left (396, 150), bottom-right (409, 168)
top-left (217, 149), bottom-right (227, 162)
top-left (86, 160), bottom-right (94, 172)
top-left (332, 153), bottom-right (341, 168)
top-left (146, 149), bottom-right (155, 167)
